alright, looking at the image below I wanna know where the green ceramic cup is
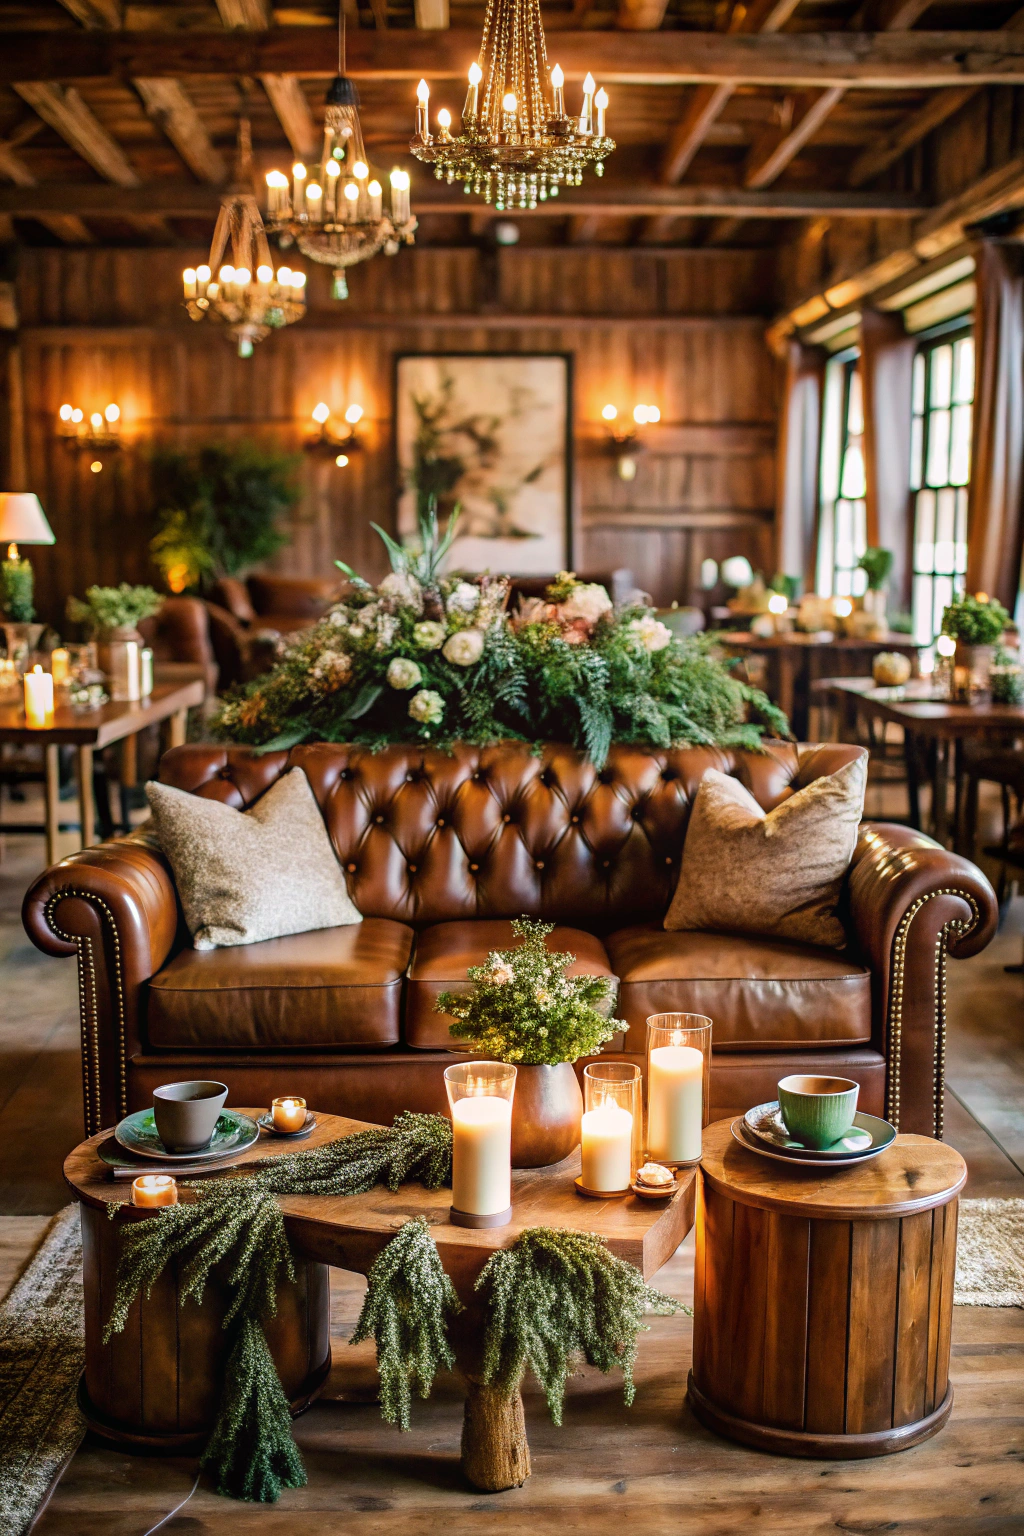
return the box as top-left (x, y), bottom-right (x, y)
top-left (777, 1074), bottom-right (860, 1150)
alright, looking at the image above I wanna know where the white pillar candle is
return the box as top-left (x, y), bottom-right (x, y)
top-left (140, 647), bottom-right (153, 698)
top-left (581, 1101), bottom-right (633, 1191)
top-left (647, 1044), bottom-right (704, 1163)
top-left (124, 640), bottom-right (140, 702)
top-left (451, 1096), bottom-right (512, 1215)
top-left (50, 648), bottom-right (70, 687)
top-left (24, 665), bottom-right (54, 728)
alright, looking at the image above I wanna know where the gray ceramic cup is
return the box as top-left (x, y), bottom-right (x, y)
top-left (777, 1074), bottom-right (860, 1150)
top-left (153, 1080), bottom-right (228, 1153)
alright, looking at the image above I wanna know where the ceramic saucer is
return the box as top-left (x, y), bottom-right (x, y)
top-left (257, 1110), bottom-right (316, 1139)
top-left (731, 1116), bottom-right (894, 1169)
top-left (743, 1100), bottom-right (896, 1161)
top-left (115, 1107), bottom-right (259, 1162)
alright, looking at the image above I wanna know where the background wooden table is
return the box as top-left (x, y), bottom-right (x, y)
top-left (718, 632), bottom-right (921, 739)
top-left (0, 667), bottom-right (205, 862)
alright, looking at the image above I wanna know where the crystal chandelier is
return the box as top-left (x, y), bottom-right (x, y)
top-left (409, 0), bottom-right (613, 212)
top-left (182, 118), bottom-right (306, 358)
top-left (263, 10), bottom-right (417, 301)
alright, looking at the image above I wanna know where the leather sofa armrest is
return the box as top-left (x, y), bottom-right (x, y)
top-left (22, 839), bottom-right (180, 1136)
top-left (847, 821), bottom-right (997, 1138)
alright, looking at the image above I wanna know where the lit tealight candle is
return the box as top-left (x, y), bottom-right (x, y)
top-left (50, 648), bottom-right (70, 687)
top-left (581, 1099), bottom-right (633, 1193)
top-left (272, 1095), bottom-right (307, 1133)
top-left (131, 1174), bottom-right (178, 1208)
top-left (647, 1044), bottom-right (703, 1164)
top-left (24, 664), bottom-right (54, 728)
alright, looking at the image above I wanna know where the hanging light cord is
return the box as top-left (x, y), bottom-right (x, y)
top-left (339, 0), bottom-right (346, 75)
top-left (140, 1472), bottom-right (201, 1536)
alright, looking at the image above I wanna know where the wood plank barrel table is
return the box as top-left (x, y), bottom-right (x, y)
top-left (688, 1119), bottom-right (966, 1459)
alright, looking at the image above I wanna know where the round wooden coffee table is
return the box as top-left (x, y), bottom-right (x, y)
top-left (688, 1118), bottom-right (966, 1459)
top-left (66, 1110), bottom-right (697, 1489)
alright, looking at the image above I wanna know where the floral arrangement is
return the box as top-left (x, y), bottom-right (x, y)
top-left (941, 593), bottom-right (1010, 646)
top-left (214, 506), bottom-right (788, 767)
top-left (436, 916), bottom-right (624, 1065)
top-left (66, 583), bottom-right (163, 634)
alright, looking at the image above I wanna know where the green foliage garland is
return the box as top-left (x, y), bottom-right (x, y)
top-left (104, 1112), bottom-right (454, 1502)
top-left (475, 1228), bottom-right (684, 1426)
top-left (350, 1217), bottom-right (462, 1430)
top-left (438, 916), bottom-right (623, 1065)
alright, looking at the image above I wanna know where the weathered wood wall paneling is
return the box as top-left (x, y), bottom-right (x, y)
top-left (11, 246), bottom-right (776, 624)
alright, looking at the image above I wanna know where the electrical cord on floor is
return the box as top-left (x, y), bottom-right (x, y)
top-left (140, 1471), bottom-right (201, 1535)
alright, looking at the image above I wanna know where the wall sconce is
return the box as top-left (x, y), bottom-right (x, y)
top-left (600, 402), bottom-right (660, 480)
top-left (306, 402), bottom-right (364, 464)
top-left (58, 402), bottom-right (122, 455)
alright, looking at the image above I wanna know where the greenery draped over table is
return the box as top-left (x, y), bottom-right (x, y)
top-left (105, 1112), bottom-right (684, 1503)
top-left (213, 506), bottom-right (789, 768)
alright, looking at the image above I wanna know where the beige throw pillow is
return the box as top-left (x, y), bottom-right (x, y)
top-left (146, 767), bottom-right (361, 950)
top-left (664, 754), bottom-right (867, 950)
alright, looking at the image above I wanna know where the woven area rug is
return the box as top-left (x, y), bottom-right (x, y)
top-left (955, 1197), bottom-right (1024, 1307)
top-left (0, 1206), bottom-right (85, 1536)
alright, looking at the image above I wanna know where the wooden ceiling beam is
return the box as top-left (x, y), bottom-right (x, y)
top-left (260, 75), bottom-right (320, 159)
top-left (215, 0), bottom-right (271, 24)
top-left (0, 181), bottom-right (928, 218)
top-left (56, 0), bottom-right (122, 26)
top-left (568, 214), bottom-right (602, 241)
top-left (616, 0), bottom-right (671, 32)
top-left (6, 29), bottom-right (1024, 88)
top-left (134, 78), bottom-right (227, 184)
top-left (743, 84), bottom-right (846, 187)
top-left (0, 141), bottom-right (94, 243)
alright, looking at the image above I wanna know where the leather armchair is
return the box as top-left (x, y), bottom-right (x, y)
top-left (23, 740), bottom-right (997, 1142)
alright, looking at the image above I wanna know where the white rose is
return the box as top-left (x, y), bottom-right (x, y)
top-left (375, 613), bottom-right (398, 650)
top-left (447, 581), bottom-right (480, 615)
top-left (409, 688), bottom-right (444, 724)
top-left (387, 656), bottom-right (422, 690)
top-left (443, 629), bottom-right (485, 667)
top-left (629, 615), bottom-right (673, 653)
top-left (413, 620), bottom-right (446, 650)
top-left (329, 608), bottom-right (347, 626)
top-left (488, 961), bottom-right (515, 986)
top-left (379, 571), bottom-right (424, 613)
top-left (560, 583), bottom-right (612, 627)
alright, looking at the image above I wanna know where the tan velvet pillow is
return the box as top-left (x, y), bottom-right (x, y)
top-left (146, 767), bottom-right (361, 950)
top-left (664, 754), bottom-right (867, 950)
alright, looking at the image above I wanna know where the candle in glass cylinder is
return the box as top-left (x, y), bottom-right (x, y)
top-left (131, 1174), bottom-right (178, 1208)
top-left (581, 1100), bottom-right (633, 1192)
top-left (272, 1095), bottom-right (307, 1133)
top-left (451, 1097), bottom-right (512, 1215)
top-left (647, 1044), bottom-right (703, 1163)
top-left (24, 665), bottom-right (54, 728)
top-left (140, 646), bottom-right (153, 698)
top-left (50, 648), bottom-right (70, 687)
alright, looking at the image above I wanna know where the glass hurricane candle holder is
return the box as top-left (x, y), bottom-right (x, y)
top-left (271, 1095), bottom-right (308, 1133)
top-left (579, 1061), bottom-right (641, 1196)
top-left (645, 1013), bottom-right (712, 1167)
top-left (444, 1060), bottom-right (516, 1228)
top-left (130, 1174), bottom-right (178, 1208)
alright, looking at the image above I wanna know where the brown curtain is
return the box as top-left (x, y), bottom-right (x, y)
top-left (775, 339), bottom-right (826, 591)
top-left (967, 241), bottom-right (1024, 615)
top-left (861, 307), bottom-right (916, 609)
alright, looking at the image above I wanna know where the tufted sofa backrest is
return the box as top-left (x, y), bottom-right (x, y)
top-left (158, 739), bottom-right (866, 931)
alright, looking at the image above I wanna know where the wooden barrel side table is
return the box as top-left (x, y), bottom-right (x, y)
top-left (688, 1120), bottom-right (966, 1459)
top-left (67, 1133), bottom-right (333, 1453)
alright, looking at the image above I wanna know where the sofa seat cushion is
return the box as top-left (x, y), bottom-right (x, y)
top-left (406, 919), bottom-right (614, 1049)
top-left (606, 924), bottom-right (871, 1052)
top-left (147, 919), bottom-right (413, 1051)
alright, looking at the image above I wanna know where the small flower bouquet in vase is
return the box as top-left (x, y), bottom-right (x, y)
top-left (436, 916), bottom-right (625, 1168)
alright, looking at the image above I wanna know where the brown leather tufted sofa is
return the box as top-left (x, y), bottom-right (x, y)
top-left (23, 739), bottom-right (997, 1143)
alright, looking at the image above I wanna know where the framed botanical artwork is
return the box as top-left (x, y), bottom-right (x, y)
top-left (394, 351), bottom-right (573, 575)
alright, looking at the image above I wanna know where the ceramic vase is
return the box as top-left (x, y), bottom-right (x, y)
top-left (509, 1061), bottom-right (583, 1168)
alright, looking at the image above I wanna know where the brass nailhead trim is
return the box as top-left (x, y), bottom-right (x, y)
top-left (45, 888), bottom-right (129, 1138)
top-left (885, 886), bottom-right (979, 1138)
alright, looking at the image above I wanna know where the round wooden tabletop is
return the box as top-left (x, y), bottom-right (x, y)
top-left (700, 1118), bottom-right (966, 1220)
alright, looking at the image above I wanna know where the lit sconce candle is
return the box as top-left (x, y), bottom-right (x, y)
top-left (343, 180), bottom-right (360, 221)
top-left (292, 160), bottom-right (307, 217)
top-left (306, 181), bottom-right (323, 222)
top-left (182, 266), bottom-right (197, 299)
top-left (196, 264), bottom-right (211, 306)
top-left (218, 264), bottom-right (235, 291)
top-left (256, 263), bottom-right (272, 292)
top-left (276, 265), bottom-right (292, 292)
top-left (601, 403), bottom-right (618, 422)
top-left (24, 664), bottom-right (54, 728)
top-left (335, 453), bottom-right (349, 468)
top-left (59, 403), bottom-right (73, 424)
top-left (71, 407), bottom-right (83, 425)
top-left (104, 403), bottom-right (120, 426)
top-left (344, 403), bottom-right (364, 426)
top-left (271, 1095), bottom-right (307, 1133)
top-left (551, 63), bottom-right (565, 117)
top-left (325, 157), bottom-right (340, 217)
top-left (140, 646), bottom-right (153, 698)
top-left (595, 86), bottom-right (609, 138)
top-left (265, 168), bottom-right (290, 218)
top-left (90, 412), bottom-right (103, 433)
top-left (436, 108), bottom-right (453, 143)
top-left (416, 78), bottom-right (431, 142)
top-left (390, 169), bottom-right (411, 224)
top-left (235, 267), bottom-right (251, 288)
top-left (444, 1061), bottom-right (516, 1225)
top-left (579, 72), bottom-right (596, 135)
top-left (501, 91), bottom-right (518, 141)
top-left (291, 270), bottom-right (306, 303)
top-left (633, 404), bottom-right (649, 426)
top-left (353, 159), bottom-right (369, 217)
top-left (197, 264), bottom-right (211, 288)
top-left (130, 1174), bottom-right (178, 1208)
top-left (368, 179), bottom-right (383, 219)
top-left (312, 401), bottom-right (331, 427)
top-left (581, 1100), bottom-right (633, 1194)
top-left (50, 648), bottom-right (70, 687)
top-left (464, 60), bottom-right (482, 122)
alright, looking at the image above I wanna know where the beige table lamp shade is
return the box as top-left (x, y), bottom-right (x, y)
top-left (0, 493), bottom-right (55, 546)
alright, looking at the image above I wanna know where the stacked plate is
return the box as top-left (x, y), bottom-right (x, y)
top-left (732, 1100), bottom-right (896, 1168)
top-left (111, 1107), bottom-right (259, 1172)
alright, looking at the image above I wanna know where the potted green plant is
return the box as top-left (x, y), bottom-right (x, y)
top-left (66, 584), bottom-right (163, 700)
top-left (436, 917), bottom-right (625, 1168)
top-left (854, 548), bottom-right (894, 637)
top-left (941, 593), bottom-right (1010, 700)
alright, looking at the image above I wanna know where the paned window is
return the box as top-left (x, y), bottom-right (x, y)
top-left (910, 331), bottom-right (974, 644)
top-left (816, 353), bottom-right (867, 599)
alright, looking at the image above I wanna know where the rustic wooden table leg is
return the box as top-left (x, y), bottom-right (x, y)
top-left (44, 742), bottom-right (60, 866)
top-left (168, 708), bottom-right (187, 749)
top-left (932, 735), bottom-right (950, 846)
top-left (119, 731), bottom-right (137, 833)
top-left (453, 1311), bottom-right (530, 1491)
top-left (77, 744), bottom-right (95, 850)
